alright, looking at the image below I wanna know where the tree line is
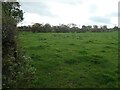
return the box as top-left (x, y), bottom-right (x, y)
top-left (18, 23), bottom-right (119, 33)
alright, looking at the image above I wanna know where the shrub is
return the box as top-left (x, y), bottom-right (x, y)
top-left (2, 49), bottom-right (36, 88)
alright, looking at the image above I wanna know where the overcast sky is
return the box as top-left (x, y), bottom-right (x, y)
top-left (18, 0), bottom-right (119, 28)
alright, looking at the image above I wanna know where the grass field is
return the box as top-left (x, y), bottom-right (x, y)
top-left (19, 31), bottom-right (118, 88)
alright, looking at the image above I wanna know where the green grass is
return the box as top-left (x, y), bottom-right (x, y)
top-left (19, 32), bottom-right (118, 88)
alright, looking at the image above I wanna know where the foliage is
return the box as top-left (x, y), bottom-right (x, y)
top-left (3, 49), bottom-right (36, 88)
top-left (31, 23), bottom-right (42, 33)
top-left (2, 1), bottom-right (23, 58)
top-left (2, 1), bottom-right (35, 88)
top-left (18, 23), bottom-right (119, 33)
top-left (2, 1), bottom-right (23, 23)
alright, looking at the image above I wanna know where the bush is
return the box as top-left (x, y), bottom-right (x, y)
top-left (2, 2), bottom-right (36, 88)
top-left (2, 49), bottom-right (36, 88)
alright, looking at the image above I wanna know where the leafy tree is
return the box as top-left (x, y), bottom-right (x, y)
top-left (82, 25), bottom-right (87, 32)
top-left (71, 23), bottom-right (76, 27)
top-left (32, 23), bottom-right (42, 33)
top-left (2, 1), bottom-right (35, 88)
top-left (58, 24), bottom-right (70, 33)
top-left (53, 26), bottom-right (60, 33)
top-left (93, 25), bottom-right (98, 32)
top-left (43, 23), bottom-right (52, 32)
top-left (2, 1), bottom-right (23, 57)
top-left (102, 25), bottom-right (107, 31)
top-left (87, 25), bottom-right (92, 31)
top-left (113, 26), bottom-right (118, 31)
top-left (103, 25), bottom-right (107, 30)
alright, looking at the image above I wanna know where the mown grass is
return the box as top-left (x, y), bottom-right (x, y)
top-left (19, 31), bottom-right (118, 88)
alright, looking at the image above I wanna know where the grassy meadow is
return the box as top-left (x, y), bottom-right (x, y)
top-left (19, 31), bottom-right (118, 88)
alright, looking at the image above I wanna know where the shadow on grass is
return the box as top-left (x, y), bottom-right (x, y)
top-left (29, 44), bottom-right (49, 50)
top-left (64, 54), bottom-right (110, 67)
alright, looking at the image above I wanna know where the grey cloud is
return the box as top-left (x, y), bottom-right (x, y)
top-left (61, 0), bottom-right (83, 5)
top-left (21, 2), bottom-right (57, 17)
top-left (108, 12), bottom-right (118, 17)
top-left (20, 0), bottom-right (83, 17)
top-left (90, 16), bottom-right (111, 24)
top-left (39, 0), bottom-right (83, 5)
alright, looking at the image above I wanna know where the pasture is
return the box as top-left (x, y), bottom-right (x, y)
top-left (19, 32), bottom-right (118, 88)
